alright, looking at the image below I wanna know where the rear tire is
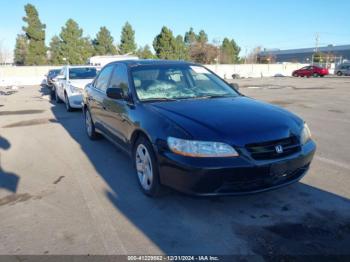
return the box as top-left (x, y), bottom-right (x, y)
top-left (292, 73), bottom-right (298, 77)
top-left (337, 71), bottom-right (343, 76)
top-left (313, 73), bottom-right (319, 77)
top-left (133, 136), bottom-right (162, 197)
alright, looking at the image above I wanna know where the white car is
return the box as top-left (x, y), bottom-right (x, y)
top-left (53, 66), bottom-right (97, 111)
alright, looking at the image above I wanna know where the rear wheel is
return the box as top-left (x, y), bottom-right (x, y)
top-left (313, 73), bottom-right (319, 77)
top-left (292, 73), bottom-right (298, 77)
top-left (337, 71), bottom-right (343, 76)
top-left (133, 136), bottom-right (162, 197)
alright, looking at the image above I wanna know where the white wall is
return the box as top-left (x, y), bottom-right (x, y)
top-left (0, 66), bottom-right (58, 86)
top-left (1, 63), bottom-right (315, 86)
top-left (205, 63), bottom-right (309, 79)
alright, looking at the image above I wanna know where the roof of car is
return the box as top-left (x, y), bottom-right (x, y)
top-left (108, 59), bottom-right (199, 67)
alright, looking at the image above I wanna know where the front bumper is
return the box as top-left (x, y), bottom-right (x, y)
top-left (157, 140), bottom-right (316, 196)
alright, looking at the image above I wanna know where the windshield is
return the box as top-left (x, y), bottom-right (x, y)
top-left (69, 67), bottom-right (97, 80)
top-left (131, 65), bottom-right (239, 101)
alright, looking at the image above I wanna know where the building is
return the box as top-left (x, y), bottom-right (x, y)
top-left (258, 44), bottom-right (350, 64)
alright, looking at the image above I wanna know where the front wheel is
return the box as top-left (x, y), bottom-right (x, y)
top-left (337, 71), bottom-right (343, 76)
top-left (54, 88), bottom-right (62, 103)
top-left (65, 93), bottom-right (73, 112)
top-left (292, 73), bottom-right (298, 77)
top-left (313, 73), bottom-right (319, 77)
top-left (85, 108), bottom-right (99, 140)
top-left (133, 136), bottom-right (162, 197)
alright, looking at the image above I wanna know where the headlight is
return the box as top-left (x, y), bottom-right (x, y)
top-left (69, 85), bottom-right (81, 94)
top-left (301, 123), bottom-right (312, 144)
top-left (167, 137), bottom-right (239, 157)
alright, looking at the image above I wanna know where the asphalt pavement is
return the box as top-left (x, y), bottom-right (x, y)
top-left (0, 77), bottom-right (349, 257)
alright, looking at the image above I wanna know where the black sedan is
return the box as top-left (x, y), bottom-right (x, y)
top-left (83, 60), bottom-right (316, 197)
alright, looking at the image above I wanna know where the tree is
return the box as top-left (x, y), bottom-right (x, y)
top-left (197, 30), bottom-right (208, 44)
top-left (153, 26), bottom-right (177, 60)
top-left (49, 36), bottom-right (61, 65)
top-left (174, 35), bottom-right (189, 60)
top-left (184, 27), bottom-right (197, 45)
top-left (22, 4), bottom-right (47, 65)
top-left (189, 42), bottom-right (218, 64)
top-left (93, 26), bottom-right (117, 55)
top-left (220, 38), bottom-right (241, 64)
top-left (57, 19), bottom-right (93, 64)
top-left (14, 34), bottom-right (28, 65)
top-left (137, 45), bottom-right (154, 59)
top-left (120, 22), bottom-right (137, 54)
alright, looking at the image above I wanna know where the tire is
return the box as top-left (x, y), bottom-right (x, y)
top-left (292, 73), bottom-right (298, 77)
top-left (337, 71), bottom-right (343, 76)
top-left (54, 88), bottom-right (62, 103)
top-left (133, 136), bottom-right (162, 197)
top-left (320, 75), bottom-right (325, 78)
top-left (313, 73), bottom-right (319, 77)
top-left (64, 93), bottom-right (73, 112)
top-left (84, 108), bottom-right (99, 140)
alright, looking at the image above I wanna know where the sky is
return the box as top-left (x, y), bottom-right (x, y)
top-left (1, 0), bottom-right (350, 57)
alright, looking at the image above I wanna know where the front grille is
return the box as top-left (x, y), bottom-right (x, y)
top-left (246, 136), bottom-right (301, 160)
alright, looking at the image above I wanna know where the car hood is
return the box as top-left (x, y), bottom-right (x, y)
top-left (69, 79), bottom-right (94, 89)
top-left (149, 96), bottom-right (303, 147)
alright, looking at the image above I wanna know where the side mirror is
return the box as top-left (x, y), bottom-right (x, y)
top-left (230, 83), bottom-right (240, 91)
top-left (106, 87), bottom-right (124, 100)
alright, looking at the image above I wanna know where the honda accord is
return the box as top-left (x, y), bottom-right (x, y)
top-left (83, 60), bottom-right (316, 197)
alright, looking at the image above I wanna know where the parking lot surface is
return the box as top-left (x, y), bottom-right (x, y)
top-left (0, 77), bottom-right (349, 257)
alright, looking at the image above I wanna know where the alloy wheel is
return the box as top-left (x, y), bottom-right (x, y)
top-left (85, 110), bottom-right (92, 137)
top-left (135, 144), bottom-right (153, 190)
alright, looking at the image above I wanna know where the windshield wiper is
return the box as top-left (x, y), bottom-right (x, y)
top-left (142, 98), bottom-right (178, 103)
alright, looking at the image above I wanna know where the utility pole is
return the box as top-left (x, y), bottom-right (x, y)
top-left (315, 32), bottom-right (320, 53)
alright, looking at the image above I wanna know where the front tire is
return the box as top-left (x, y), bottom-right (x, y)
top-left (133, 136), bottom-right (162, 197)
top-left (54, 88), bottom-right (62, 103)
top-left (84, 108), bottom-right (99, 140)
top-left (313, 73), bottom-right (319, 77)
top-left (337, 71), bottom-right (343, 76)
top-left (65, 93), bottom-right (73, 112)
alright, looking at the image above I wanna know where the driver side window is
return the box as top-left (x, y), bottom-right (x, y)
top-left (94, 65), bottom-right (114, 92)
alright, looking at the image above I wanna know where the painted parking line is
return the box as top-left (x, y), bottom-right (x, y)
top-left (315, 156), bottom-right (350, 170)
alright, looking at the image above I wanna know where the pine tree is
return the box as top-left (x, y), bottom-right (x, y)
top-left (153, 26), bottom-right (177, 60)
top-left (58, 19), bottom-right (93, 64)
top-left (220, 38), bottom-right (241, 64)
top-left (197, 30), bottom-right (208, 44)
top-left (49, 36), bottom-right (61, 65)
top-left (184, 27), bottom-right (197, 45)
top-left (120, 22), bottom-right (136, 54)
top-left (174, 35), bottom-right (189, 60)
top-left (22, 4), bottom-right (47, 65)
top-left (137, 45), bottom-right (154, 59)
top-left (93, 26), bottom-right (117, 55)
top-left (14, 34), bottom-right (28, 65)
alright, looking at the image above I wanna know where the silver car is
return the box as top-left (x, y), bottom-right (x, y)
top-left (335, 64), bottom-right (350, 76)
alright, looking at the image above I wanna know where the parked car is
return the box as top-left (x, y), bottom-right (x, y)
top-left (292, 66), bottom-right (329, 77)
top-left (53, 66), bottom-right (97, 111)
top-left (334, 64), bottom-right (350, 76)
top-left (46, 69), bottom-right (61, 89)
top-left (83, 60), bottom-right (316, 197)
